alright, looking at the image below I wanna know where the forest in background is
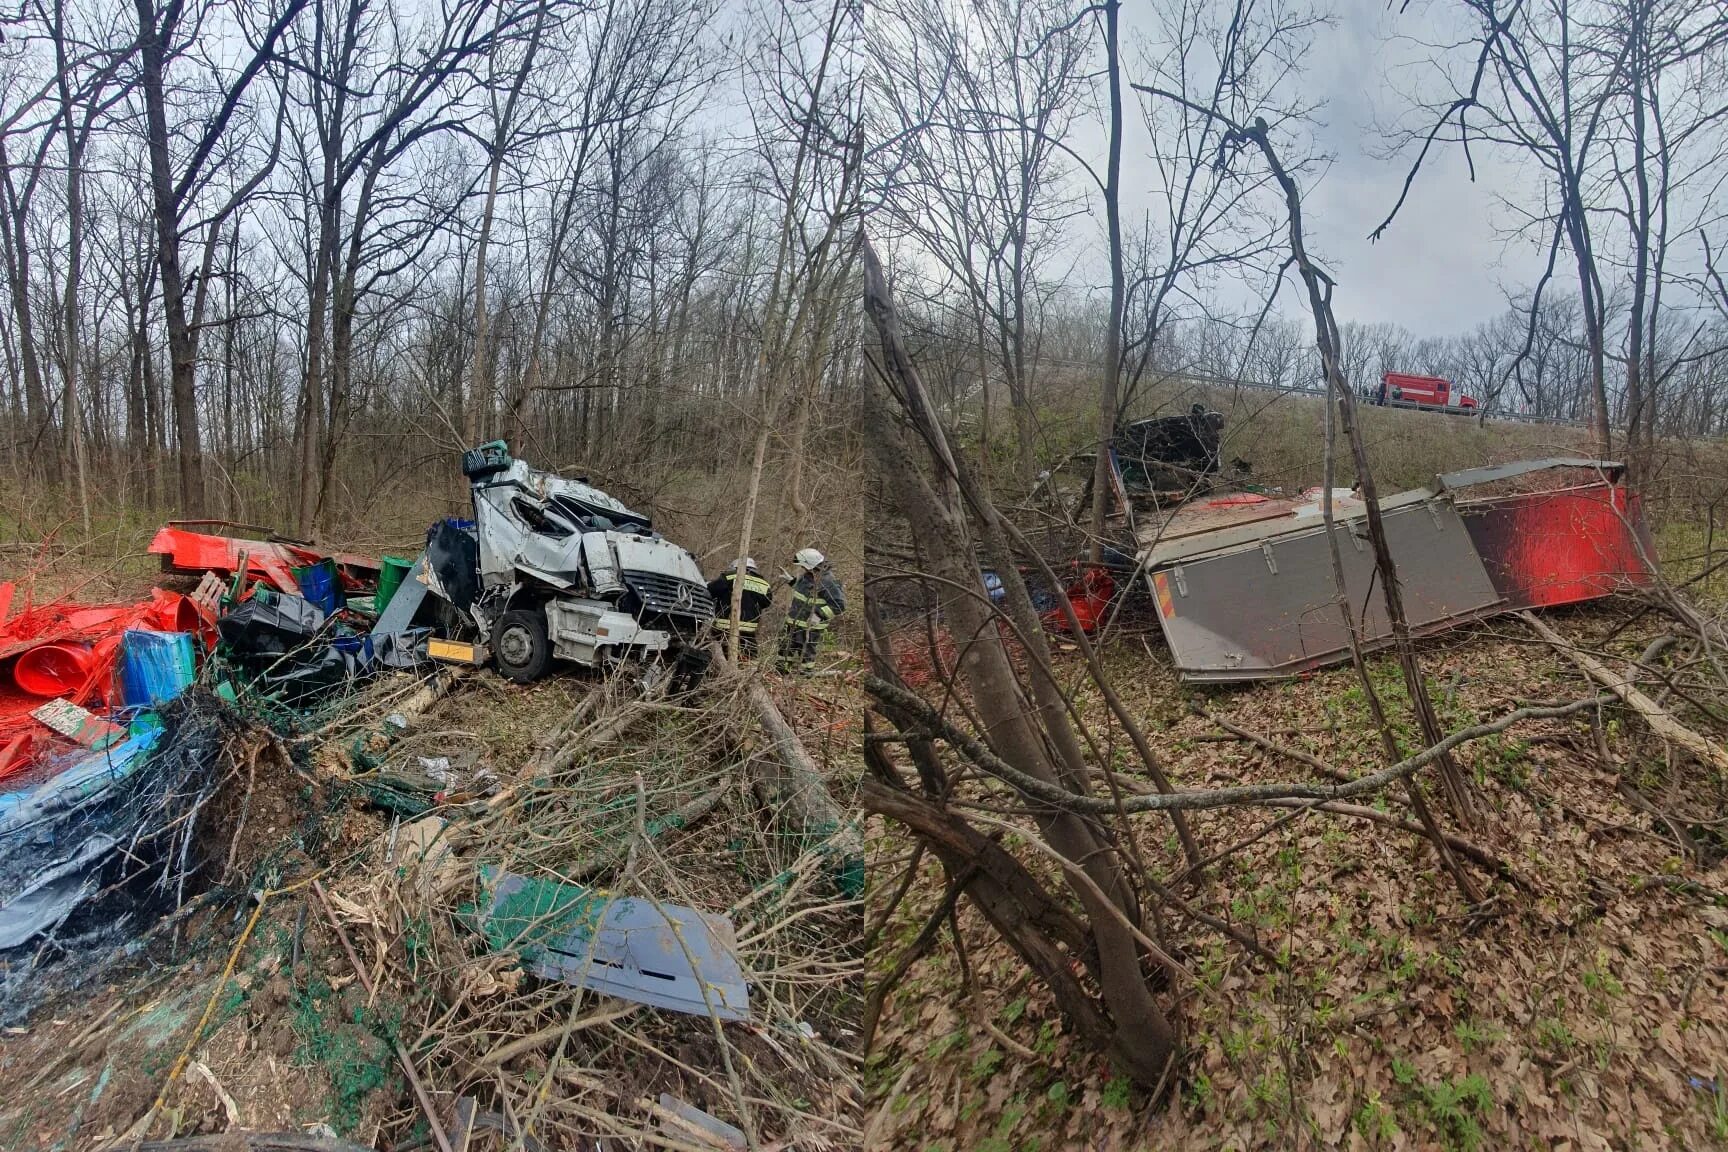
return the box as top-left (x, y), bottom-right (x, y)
top-left (0, 0), bottom-right (863, 567)
top-left (868, 0), bottom-right (1728, 497)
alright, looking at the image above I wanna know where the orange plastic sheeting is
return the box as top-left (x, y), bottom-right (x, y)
top-left (0, 589), bottom-right (206, 709)
top-left (148, 524), bottom-right (380, 594)
top-left (0, 733), bottom-right (34, 784)
top-left (1041, 568), bottom-right (1118, 636)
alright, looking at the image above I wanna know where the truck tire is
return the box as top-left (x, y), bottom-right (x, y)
top-left (492, 607), bottom-right (551, 683)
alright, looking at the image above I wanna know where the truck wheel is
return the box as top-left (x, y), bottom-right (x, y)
top-left (492, 607), bottom-right (551, 683)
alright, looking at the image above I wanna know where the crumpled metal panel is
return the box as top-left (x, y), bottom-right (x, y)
top-left (478, 867), bottom-right (749, 1021)
top-left (1148, 498), bottom-right (1504, 682)
top-left (1434, 457), bottom-right (1623, 491)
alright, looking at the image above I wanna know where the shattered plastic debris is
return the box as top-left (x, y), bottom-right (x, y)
top-left (0, 692), bottom-right (228, 1019)
top-left (1, 589), bottom-right (204, 729)
top-left (29, 699), bottom-right (124, 747)
top-left (148, 522), bottom-right (380, 594)
top-left (474, 867), bottom-right (751, 1022)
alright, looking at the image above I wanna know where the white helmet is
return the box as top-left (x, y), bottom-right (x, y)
top-left (795, 547), bottom-right (826, 569)
top-left (738, 556), bottom-right (758, 572)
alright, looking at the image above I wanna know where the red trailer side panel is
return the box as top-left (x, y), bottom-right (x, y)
top-left (1458, 483), bottom-right (1653, 609)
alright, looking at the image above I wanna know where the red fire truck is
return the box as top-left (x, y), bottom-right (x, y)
top-left (1375, 372), bottom-right (1479, 413)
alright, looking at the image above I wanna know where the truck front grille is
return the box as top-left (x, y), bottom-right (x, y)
top-left (621, 570), bottom-right (715, 623)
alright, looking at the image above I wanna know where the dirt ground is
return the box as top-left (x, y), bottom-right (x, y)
top-left (865, 596), bottom-right (1728, 1151)
top-left (0, 650), bottom-right (866, 1151)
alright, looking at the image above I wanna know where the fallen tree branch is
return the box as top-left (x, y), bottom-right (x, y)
top-left (867, 674), bottom-right (1608, 815)
top-left (1195, 708), bottom-right (1350, 783)
top-left (477, 1001), bottom-right (642, 1068)
top-left (1521, 611), bottom-right (1728, 772)
top-left (134, 1138), bottom-right (373, 1152)
top-left (562, 777), bottom-right (731, 882)
top-left (713, 648), bottom-right (863, 894)
top-left (1256, 798), bottom-right (1526, 888)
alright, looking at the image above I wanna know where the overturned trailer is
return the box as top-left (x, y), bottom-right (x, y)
top-left (1136, 459), bottom-right (1653, 682)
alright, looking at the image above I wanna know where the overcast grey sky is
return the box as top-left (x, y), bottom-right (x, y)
top-left (1105, 0), bottom-right (1554, 337)
top-left (1294, 0), bottom-right (1549, 334)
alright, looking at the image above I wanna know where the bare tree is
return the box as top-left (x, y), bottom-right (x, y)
top-left (1117, 0), bottom-right (1319, 427)
top-left (1381, 0), bottom-right (1728, 475)
top-left (133, 0), bottom-right (309, 515)
top-left (724, 0), bottom-right (862, 660)
top-left (863, 233), bottom-right (1182, 1086)
top-left (868, 0), bottom-right (1089, 489)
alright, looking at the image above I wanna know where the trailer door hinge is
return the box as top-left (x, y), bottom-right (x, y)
top-left (1428, 501), bottom-right (1445, 531)
top-left (1173, 565), bottom-right (1188, 597)
top-left (1261, 542), bottom-right (1278, 575)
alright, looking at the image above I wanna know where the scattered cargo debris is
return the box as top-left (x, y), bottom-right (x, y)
top-left (1039, 566), bottom-right (1117, 636)
top-left (1114, 405), bottom-right (1226, 491)
top-left (0, 444), bottom-right (859, 1148)
top-left (0, 691), bottom-right (228, 1017)
top-left (148, 521), bottom-right (381, 593)
top-left (1135, 458), bottom-right (1653, 682)
top-left (29, 699), bottom-right (123, 746)
top-left (475, 867), bottom-right (751, 1021)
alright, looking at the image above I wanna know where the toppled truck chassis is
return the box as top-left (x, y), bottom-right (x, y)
top-left (1138, 459), bottom-right (1653, 682)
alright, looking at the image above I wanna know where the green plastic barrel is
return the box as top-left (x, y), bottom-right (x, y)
top-left (376, 556), bottom-right (414, 613)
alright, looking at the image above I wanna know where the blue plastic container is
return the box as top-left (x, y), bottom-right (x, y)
top-left (332, 633), bottom-right (374, 663)
top-left (293, 558), bottom-right (345, 615)
top-left (120, 630), bottom-right (197, 707)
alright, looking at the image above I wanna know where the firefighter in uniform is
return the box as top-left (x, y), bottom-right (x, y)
top-left (708, 557), bottom-right (772, 658)
top-left (780, 547), bottom-right (845, 674)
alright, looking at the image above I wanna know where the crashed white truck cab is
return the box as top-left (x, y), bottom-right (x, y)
top-left (461, 442), bottom-right (715, 683)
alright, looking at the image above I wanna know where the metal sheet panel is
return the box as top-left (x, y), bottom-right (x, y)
top-left (1435, 458), bottom-right (1624, 491)
top-left (1143, 487), bottom-right (1434, 568)
top-left (1458, 483), bottom-right (1653, 609)
top-left (478, 868), bottom-right (750, 1021)
top-left (1148, 498), bottom-right (1504, 682)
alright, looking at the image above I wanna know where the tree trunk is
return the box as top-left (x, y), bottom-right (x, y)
top-left (135, 0), bottom-right (205, 514)
top-left (863, 234), bottom-right (1179, 1088)
top-left (54, 15), bottom-right (91, 535)
top-left (1086, 0), bottom-right (1125, 564)
top-left (0, 141), bottom-right (54, 482)
top-left (468, 0), bottom-right (550, 447)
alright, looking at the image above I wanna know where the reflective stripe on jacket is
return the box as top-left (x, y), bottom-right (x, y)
top-left (787, 570), bottom-right (844, 632)
top-left (708, 570), bottom-right (772, 632)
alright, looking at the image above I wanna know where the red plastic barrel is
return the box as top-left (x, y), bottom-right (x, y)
top-left (150, 593), bottom-right (198, 634)
top-left (13, 641), bottom-right (95, 697)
